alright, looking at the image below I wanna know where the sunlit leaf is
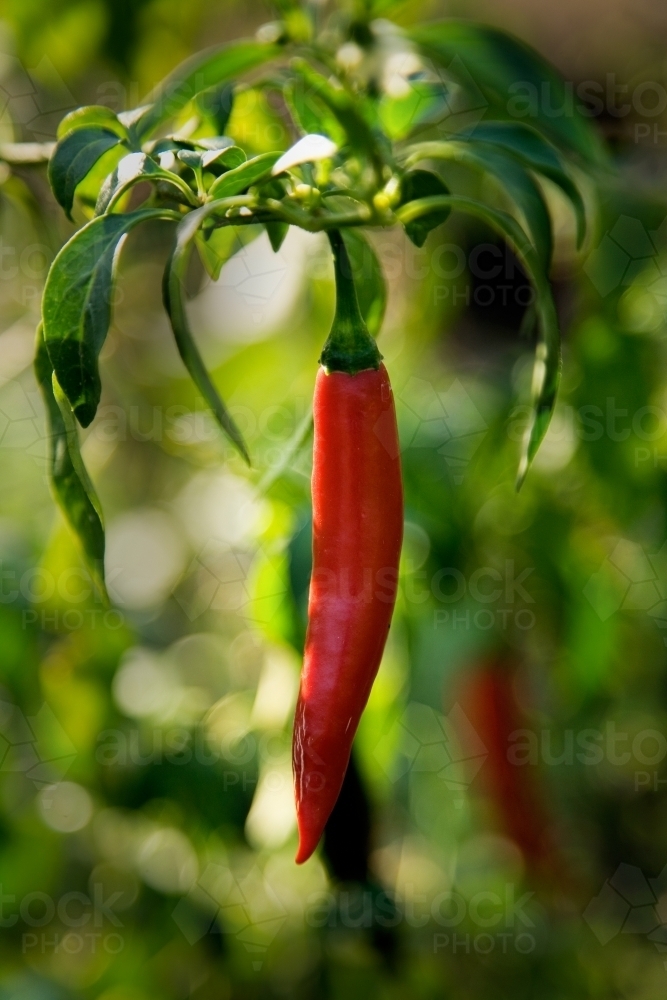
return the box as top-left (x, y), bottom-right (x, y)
top-left (272, 134), bottom-right (337, 175)
top-left (207, 151), bottom-right (282, 199)
top-left (136, 40), bottom-right (281, 139)
top-left (284, 78), bottom-right (345, 143)
top-left (56, 105), bottom-right (128, 140)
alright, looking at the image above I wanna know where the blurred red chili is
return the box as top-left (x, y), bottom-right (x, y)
top-left (457, 657), bottom-right (556, 874)
top-left (293, 231), bottom-right (403, 864)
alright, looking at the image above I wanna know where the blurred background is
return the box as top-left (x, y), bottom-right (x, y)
top-left (2, 0), bottom-right (667, 997)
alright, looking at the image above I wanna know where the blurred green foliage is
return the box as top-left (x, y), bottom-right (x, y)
top-left (0, 1), bottom-right (667, 999)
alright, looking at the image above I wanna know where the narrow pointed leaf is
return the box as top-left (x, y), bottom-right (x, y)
top-left (48, 127), bottom-right (125, 219)
top-left (409, 20), bottom-right (606, 164)
top-left (34, 327), bottom-right (107, 599)
top-left (207, 151), bottom-right (282, 199)
top-left (405, 141), bottom-right (552, 267)
top-left (396, 193), bottom-right (560, 485)
top-left (163, 204), bottom-right (252, 463)
top-left (42, 208), bottom-right (180, 427)
top-left (136, 40), bottom-right (281, 139)
top-left (460, 122), bottom-right (587, 247)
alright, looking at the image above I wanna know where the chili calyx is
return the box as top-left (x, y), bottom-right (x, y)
top-left (318, 229), bottom-right (382, 376)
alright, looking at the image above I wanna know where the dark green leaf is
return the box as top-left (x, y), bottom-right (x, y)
top-left (196, 82), bottom-right (235, 134)
top-left (48, 128), bottom-right (125, 219)
top-left (341, 229), bottom-right (386, 336)
top-left (396, 193), bottom-right (560, 485)
top-left (34, 326), bottom-right (107, 599)
top-left (57, 105), bottom-right (127, 140)
top-left (136, 40), bottom-right (281, 139)
top-left (409, 20), bottom-right (606, 164)
top-left (266, 221), bottom-right (289, 252)
top-left (96, 152), bottom-right (198, 214)
top-left (207, 151), bottom-right (282, 199)
top-left (406, 141), bottom-right (552, 267)
top-left (163, 204), bottom-right (251, 463)
top-left (42, 209), bottom-right (179, 426)
top-left (460, 122), bottom-right (587, 247)
top-left (399, 169), bottom-right (450, 247)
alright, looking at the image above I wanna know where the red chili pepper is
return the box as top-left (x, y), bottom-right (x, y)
top-left (455, 657), bottom-right (557, 875)
top-left (293, 231), bottom-right (403, 865)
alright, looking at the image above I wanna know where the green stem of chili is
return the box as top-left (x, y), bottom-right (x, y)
top-left (319, 229), bottom-right (382, 375)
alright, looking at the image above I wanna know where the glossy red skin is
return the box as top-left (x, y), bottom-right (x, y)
top-left (293, 363), bottom-right (403, 864)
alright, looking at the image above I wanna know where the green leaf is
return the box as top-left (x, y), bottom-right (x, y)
top-left (136, 39), bottom-right (281, 140)
top-left (399, 169), bottom-right (450, 248)
top-left (42, 208), bottom-right (180, 427)
top-left (290, 59), bottom-right (384, 170)
top-left (405, 141), bottom-right (552, 267)
top-left (341, 229), bottom-right (386, 336)
top-left (57, 105), bottom-right (128, 140)
top-left (396, 193), bottom-right (560, 486)
top-left (207, 151), bottom-right (282, 199)
top-left (283, 78), bottom-right (345, 144)
top-left (266, 220), bottom-right (289, 253)
top-left (378, 81), bottom-right (447, 140)
top-left (34, 326), bottom-right (107, 599)
top-left (460, 122), bottom-right (587, 247)
top-left (202, 145), bottom-right (246, 170)
top-left (163, 204), bottom-right (252, 463)
top-left (409, 20), bottom-right (606, 164)
top-left (195, 223), bottom-right (261, 281)
top-left (257, 405), bottom-right (313, 496)
top-left (96, 152), bottom-right (198, 214)
top-left (48, 127), bottom-right (126, 219)
top-left (196, 81), bottom-right (235, 135)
